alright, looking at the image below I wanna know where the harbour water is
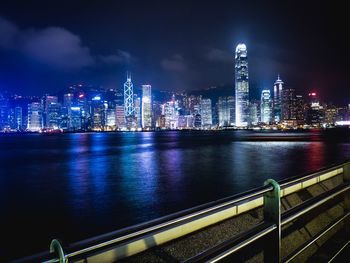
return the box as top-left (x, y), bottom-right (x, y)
top-left (0, 129), bottom-right (349, 260)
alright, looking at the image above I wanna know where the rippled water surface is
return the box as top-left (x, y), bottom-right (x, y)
top-left (0, 129), bottom-right (349, 260)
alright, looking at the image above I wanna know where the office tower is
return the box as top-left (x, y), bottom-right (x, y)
top-left (194, 114), bottom-right (202, 128)
top-left (260, 90), bottom-right (272, 124)
top-left (249, 102), bottom-right (258, 125)
top-left (134, 96), bottom-right (141, 129)
top-left (183, 95), bottom-right (201, 115)
top-left (42, 95), bottom-right (58, 128)
top-left (0, 95), bottom-right (9, 130)
top-left (77, 93), bottom-right (88, 130)
top-left (218, 96), bottom-right (235, 127)
top-left (282, 88), bottom-right (296, 121)
top-left (70, 107), bottom-right (82, 131)
top-left (14, 106), bottom-right (22, 130)
top-left (141, 85), bottom-right (152, 129)
top-left (27, 102), bottom-right (42, 131)
top-left (324, 104), bottom-right (338, 126)
top-left (63, 93), bottom-right (74, 130)
top-left (163, 97), bottom-right (179, 129)
top-left (152, 100), bottom-right (163, 128)
top-left (295, 95), bottom-right (305, 125)
top-left (105, 108), bottom-right (116, 129)
top-left (115, 105), bottom-right (126, 129)
top-left (91, 95), bottom-right (104, 131)
top-left (306, 92), bottom-right (323, 127)
top-left (235, 43), bottom-right (249, 126)
top-left (124, 72), bottom-right (134, 117)
top-left (200, 98), bottom-right (212, 128)
top-left (47, 102), bottom-right (61, 129)
top-left (273, 75), bottom-right (284, 122)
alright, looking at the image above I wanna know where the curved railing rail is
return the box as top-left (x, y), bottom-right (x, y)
top-left (13, 160), bottom-right (350, 263)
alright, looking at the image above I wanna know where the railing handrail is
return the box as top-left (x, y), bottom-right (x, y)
top-left (13, 160), bottom-right (349, 263)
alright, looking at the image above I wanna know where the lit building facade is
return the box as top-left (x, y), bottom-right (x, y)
top-left (200, 98), bottom-right (212, 128)
top-left (282, 88), bottom-right (296, 121)
top-left (261, 90), bottom-right (272, 124)
top-left (47, 102), bottom-right (61, 129)
top-left (235, 43), bottom-right (249, 126)
top-left (141, 85), bottom-right (152, 129)
top-left (124, 72), bottom-right (134, 117)
top-left (273, 75), bottom-right (284, 122)
top-left (218, 96), bottom-right (235, 127)
top-left (27, 102), bottom-right (43, 131)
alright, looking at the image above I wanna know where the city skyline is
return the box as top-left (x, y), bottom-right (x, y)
top-left (0, 1), bottom-right (349, 104)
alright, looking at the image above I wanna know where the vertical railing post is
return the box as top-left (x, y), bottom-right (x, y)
top-left (264, 179), bottom-right (281, 263)
top-left (344, 162), bottom-right (350, 237)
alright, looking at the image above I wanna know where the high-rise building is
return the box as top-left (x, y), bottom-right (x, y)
top-left (70, 107), bottom-right (82, 131)
top-left (218, 96), bottom-right (235, 127)
top-left (282, 88), bottom-right (296, 121)
top-left (134, 96), bottom-right (141, 129)
top-left (295, 95), bottom-right (305, 125)
top-left (91, 95), bottom-right (104, 131)
top-left (163, 97), bottom-right (179, 129)
top-left (115, 105), bottom-right (126, 129)
top-left (200, 98), bottom-right (212, 128)
top-left (105, 108), bottom-right (116, 130)
top-left (124, 72), bottom-right (134, 117)
top-left (14, 106), bottom-right (23, 130)
top-left (47, 102), bottom-right (61, 129)
top-left (42, 95), bottom-right (58, 128)
top-left (306, 92), bottom-right (323, 127)
top-left (249, 102), bottom-right (259, 125)
top-left (141, 85), bottom-right (152, 129)
top-left (0, 95), bottom-right (9, 130)
top-left (273, 75), bottom-right (284, 122)
top-left (27, 102), bottom-right (43, 131)
top-left (235, 43), bottom-right (249, 127)
top-left (260, 90), bottom-right (272, 124)
top-left (324, 104), bottom-right (338, 126)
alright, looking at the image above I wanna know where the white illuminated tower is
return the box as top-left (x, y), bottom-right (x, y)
top-left (124, 72), bottom-right (134, 117)
top-left (141, 85), bottom-right (152, 129)
top-left (261, 90), bottom-right (272, 123)
top-left (235, 43), bottom-right (249, 127)
top-left (273, 75), bottom-right (284, 122)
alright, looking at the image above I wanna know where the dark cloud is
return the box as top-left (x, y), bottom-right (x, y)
top-left (0, 16), bottom-right (18, 48)
top-left (161, 54), bottom-right (187, 72)
top-left (98, 50), bottom-right (135, 65)
top-left (21, 27), bottom-right (94, 70)
top-left (204, 48), bottom-right (231, 64)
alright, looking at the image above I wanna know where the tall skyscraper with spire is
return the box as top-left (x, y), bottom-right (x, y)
top-left (124, 72), bottom-right (134, 117)
top-left (235, 43), bottom-right (249, 127)
top-left (273, 75), bottom-right (284, 122)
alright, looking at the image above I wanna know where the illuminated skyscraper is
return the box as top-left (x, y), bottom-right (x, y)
top-left (235, 43), bottom-right (249, 127)
top-left (218, 96), bottom-right (234, 127)
top-left (273, 75), bottom-right (284, 122)
top-left (295, 95), bottom-right (305, 125)
top-left (124, 72), bottom-right (134, 117)
top-left (260, 90), bottom-right (272, 124)
top-left (306, 92), bottom-right (323, 126)
top-left (115, 105), bottom-right (126, 129)
top-left (27, 102), bottom-right (43, 131)
top-left (141, 85), bottom-right (152, 129)
top-left (282, 88), bottom-right (296, 121)
top-left (200, 98), bottom-right (212, 128)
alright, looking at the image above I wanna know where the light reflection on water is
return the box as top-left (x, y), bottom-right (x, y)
top-left (0, 130), bottom-right (349, 260)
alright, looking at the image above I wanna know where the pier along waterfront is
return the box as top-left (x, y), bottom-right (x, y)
top-left (16, 161), bottom-right (350, 263)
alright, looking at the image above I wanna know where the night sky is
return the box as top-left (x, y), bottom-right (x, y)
top-left (0, 0), bottom-right (349, 104)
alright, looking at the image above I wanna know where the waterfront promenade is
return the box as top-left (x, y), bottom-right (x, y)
top-left (16, 161), bottom-right (350, 262)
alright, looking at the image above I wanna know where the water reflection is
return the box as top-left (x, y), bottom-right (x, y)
top-left (0, 130), bottom-right (349, 261)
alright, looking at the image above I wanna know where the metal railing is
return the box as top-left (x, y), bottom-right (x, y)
top-left (14, 161), bottom-right (350, 263)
